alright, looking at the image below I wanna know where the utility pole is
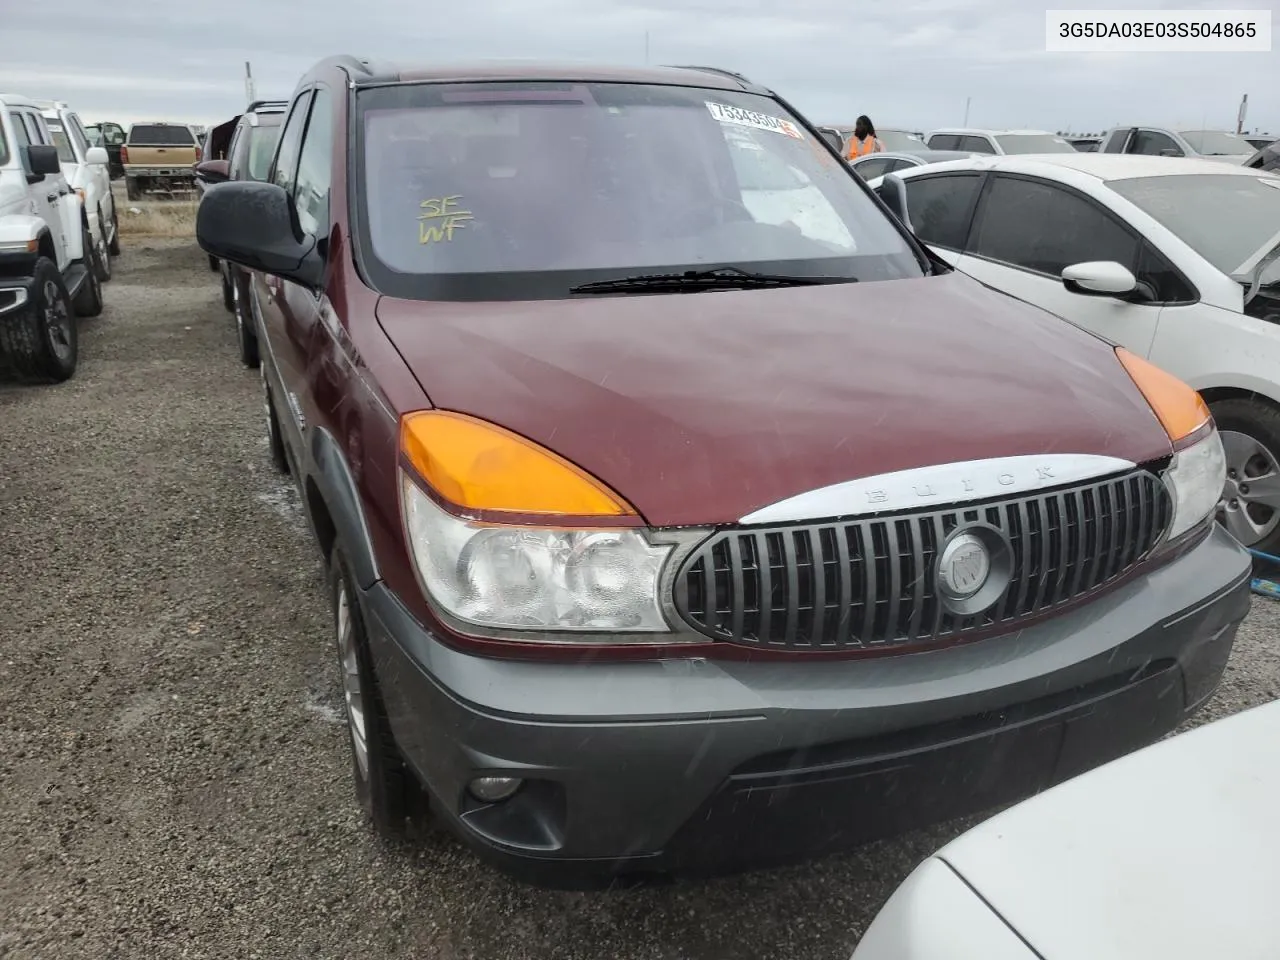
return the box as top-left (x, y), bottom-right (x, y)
top-left (644, 32), bottom-right (650, 65)
top-left (1237, 94), bottom-right (1248, 134)
top-left (962, 96), bottom-right (971, 126)
top-left (244, 61), bottom-right (256, 106)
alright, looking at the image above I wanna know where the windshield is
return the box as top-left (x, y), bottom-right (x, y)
top-left (128, 124), bottom-right (195, 145)
top-left (43, 119), bottom-right (78, 164)
top-left (355, 82), bottom-right (922, 301)
top-left (1178, 130), bottom-right (1253, 156)
top-left (878, 130), bottom-right (926, 151)
top-left (1108, 173), bottom-right (1280, 282)
top-left (995, 133), bottom-right (1076, 154)
top-left (246, 124), bottom-right (281, 181)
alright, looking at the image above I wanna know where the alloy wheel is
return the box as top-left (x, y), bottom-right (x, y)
top-left (335, 583), bottom-right (369, 779)
top-left (1219, 429), bottom-right (1280, 546)
top-left (43, 280), bottom-right (73, 361)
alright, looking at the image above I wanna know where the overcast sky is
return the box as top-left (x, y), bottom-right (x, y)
top-left (1, 0), bottom-right (1275, 135)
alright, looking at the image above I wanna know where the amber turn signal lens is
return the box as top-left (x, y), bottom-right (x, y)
top-left (399, 411), bottom-right (636, 517)
top-left (1115, 347), bottom-right (1210, 442)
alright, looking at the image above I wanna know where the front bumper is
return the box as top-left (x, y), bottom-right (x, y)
top-left (362, 523), bottom-right (1251, 885)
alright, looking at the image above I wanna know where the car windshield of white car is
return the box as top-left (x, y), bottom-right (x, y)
top-left (877, 130), bottom-right (926, 151)
top-left (1178, 130), bottom-right (1253, 156)
top-left (354, 81), bottom-right (926, 300)
top-left (995, 134), bottom-right (1076, 154)
top-left (44, 120), bottom-right (77, 165)
top-left (246, 125), bottom-right (281, 182)
top-left (1109, 173), bottom-right (1280, 283)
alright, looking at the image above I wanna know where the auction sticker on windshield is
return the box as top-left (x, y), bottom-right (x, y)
top-left (706, 102), bottom-right (803, 140)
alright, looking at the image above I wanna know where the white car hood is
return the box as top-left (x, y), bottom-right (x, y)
top-left (938, 698), bottom-right (1280, 960)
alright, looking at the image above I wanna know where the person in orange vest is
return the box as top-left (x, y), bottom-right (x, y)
top-left (845, 115), bottom-right (884, 159)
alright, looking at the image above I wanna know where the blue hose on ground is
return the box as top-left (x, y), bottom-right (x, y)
top-left (1247, 548), bottom-right (1280, 599)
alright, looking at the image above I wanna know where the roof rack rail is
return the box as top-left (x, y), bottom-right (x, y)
top-left (245, 99), bottom-right (289, 113)
top-left (662, 64), bottom-right (755, 86)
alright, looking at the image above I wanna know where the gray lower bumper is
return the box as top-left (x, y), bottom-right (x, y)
top-left (362, 523), bottom-right (1251, 883)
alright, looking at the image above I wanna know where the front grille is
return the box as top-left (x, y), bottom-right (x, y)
top-left (674, 469), bottom-right (1171, 651)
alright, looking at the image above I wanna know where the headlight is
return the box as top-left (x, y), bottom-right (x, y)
top-left (400, 474), bottom-right (672, 632)
top-left (1162, 427), bottom-right (1226, 540)
top-left (395, 410), bottom-right (680, 637)
top-left (1113, 347), bottom-right (1221, 542)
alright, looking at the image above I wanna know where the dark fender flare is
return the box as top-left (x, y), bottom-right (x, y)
top-left (308, 426), bottom-right (382, 589)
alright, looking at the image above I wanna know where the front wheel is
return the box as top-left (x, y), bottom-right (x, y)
top-left (0, 258), bottom-right (77, 382)
top-left (92, 213), bottom-right (112, 282)
top-left (108, 205), bottom-right (121, 257)
top-left (261, 364), bottom-right (289, 474)
top-left (1211, 397), bottom-right (1280, 553)
top-left (73, 227), bottom-right (104, 318)
top-left (233, 274), bottom-right (260, 368)
top-left (330, 543), bottom-right (426, 839)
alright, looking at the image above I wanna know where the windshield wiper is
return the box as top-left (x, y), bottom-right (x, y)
top-left (569, 266), bottom-right (854, 295)
top-left (1231, 229), bottom-right (1280, 306)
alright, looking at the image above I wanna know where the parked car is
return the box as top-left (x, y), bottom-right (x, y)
top-left (38, 100), bottom-right (120, 280)
top-left (866, 154), bottom-right (1280, 549)
top-left (83, 121), bottom-right (126, 178)
top-left (1244, 135), bottom-right (1275, 151)
top-left (123, 121), bottom-right (200, 199)
top-left (850, 149), bottom-right (977, 180)
top-left (852, 697), bottom-right (1280, 959)
top-left (197, 56), bottom-right (1249, 886)
top-left (1099, 126), bottom-right (1255, 163)
top-left (925, 128), bottom-right (1077, 154)
top-left (1068, 136), bottom-right (1101, 152)
top-left (829, 126), bottom-right (927, 154)
top-left (1245, 140), bottom-right (1280, 173)
top-left (0, 93), bottom-right (105, 381)
top-left (192, 99), bottom-right (286, 363)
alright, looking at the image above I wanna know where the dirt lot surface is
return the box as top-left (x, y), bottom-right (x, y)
top-left (1, 239), bottom-right (1278, 960)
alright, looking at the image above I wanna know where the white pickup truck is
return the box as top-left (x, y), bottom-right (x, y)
top-left (0, 93), bottom-right (105, 382)
top-left (38, 99), bottom-right (120, 281)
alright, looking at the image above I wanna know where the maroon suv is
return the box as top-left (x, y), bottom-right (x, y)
top-left (196, 57), bottom-right (1251, 885)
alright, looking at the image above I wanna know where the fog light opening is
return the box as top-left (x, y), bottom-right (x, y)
top-left (468, 776), bottom-right (524, 803)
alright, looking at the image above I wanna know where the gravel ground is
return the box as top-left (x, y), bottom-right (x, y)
top-left (0, 238), bottom-right (1278, 960)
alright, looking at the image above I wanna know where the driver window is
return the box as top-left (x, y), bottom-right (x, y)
top-left (1131, 131), bottom-right (1182, 156)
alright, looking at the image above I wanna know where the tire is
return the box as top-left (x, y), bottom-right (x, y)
top-left (329, 543), bottom-right (425, 839)
top-left (1211, 397), bottom-right (1280, 553)
top-left (221, 265), bottom-right (234, 312)
top-left (0, 257), bottom-right (77, 382)
top-left (233, 272), bottom-right (260, 368)
top-left (261, 364), bottom-right (289, 474)
top-left (73, 227), bottom-right (104, 318)
top-left (125, 178), bottom-right (141, 201)
top-left (208, 254), bottom-right (220, 273)
top-left (108, 205), bottom-right (121, 257)
top-left (93, 212), bottom-right (112, 282)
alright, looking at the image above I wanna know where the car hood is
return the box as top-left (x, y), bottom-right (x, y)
top-left (376, 271), bottom-right (1172, 527)
top-left (933, 699), bottom-right (1280, 960)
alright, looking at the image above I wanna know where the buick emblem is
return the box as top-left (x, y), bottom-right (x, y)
top-left (937, 532), bottom-right (991, 600)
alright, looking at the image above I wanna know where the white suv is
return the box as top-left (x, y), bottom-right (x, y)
top-left (38, 100), bottom-right (119, 279)
top-left (925, 128), bottom-right (1078, 155)
top-left (0, 93), bottom-right (105, 382)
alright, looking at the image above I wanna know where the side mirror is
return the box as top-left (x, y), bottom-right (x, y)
top-left (196, 180), bottom-right (324, 289)
top-left (875, 173), bottom-right (913, 233)
top-left (86, 146), bottom-right (110, 166)
top-left (25, 144), bottom-right (61, 180)
top-left (194, 159), bottom-right (231, 184)
top-left (1062, 261), bottom-right (1137, 297)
